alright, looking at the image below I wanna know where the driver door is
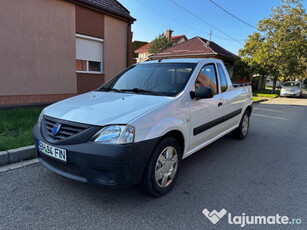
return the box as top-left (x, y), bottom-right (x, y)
top-left (189, 63), bottom-right (223, 151)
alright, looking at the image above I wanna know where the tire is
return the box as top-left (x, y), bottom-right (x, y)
top-left (231, 110), bottom-right (250, 140)
top-left (142, 137), bottom-right (182, 197)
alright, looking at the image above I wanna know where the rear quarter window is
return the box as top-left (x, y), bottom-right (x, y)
top-left (217, 63), bottom-right (228, 93)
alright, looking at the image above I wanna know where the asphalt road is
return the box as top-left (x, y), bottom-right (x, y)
top-left (1, 96), bottom-right (306, 230)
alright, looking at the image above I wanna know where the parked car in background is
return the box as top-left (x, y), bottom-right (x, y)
top-left (280, 81), bottom-right (303, 97)
top-left (32, 58), bottom-right (253, 196)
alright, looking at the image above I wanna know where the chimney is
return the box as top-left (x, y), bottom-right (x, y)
top-left (166, 29), bottom-right (173, 40)
top-left (206, 30), bottom-right (212, 46)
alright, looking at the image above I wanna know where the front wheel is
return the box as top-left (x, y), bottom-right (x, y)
top-left (142, 137), bottom-right (182, 197)
top-left (232, 110), bottom-right (250, 140)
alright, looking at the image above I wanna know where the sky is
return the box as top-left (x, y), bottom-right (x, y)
top-left (117, 0), bottom-right (296, 55)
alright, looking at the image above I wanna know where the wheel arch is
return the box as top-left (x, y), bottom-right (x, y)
top-left (161, 130), bottom-right (185, 154)
top-left (245, 105), bottom-right (252, 116)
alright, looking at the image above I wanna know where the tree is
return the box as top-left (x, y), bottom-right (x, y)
top-left (148, 33), bottom-right (172, 54)
top-left (239, 0), bottom-right (307, 92)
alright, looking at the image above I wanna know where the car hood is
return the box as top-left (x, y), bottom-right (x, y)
top-left (44, 91), bottom-right (172, 126)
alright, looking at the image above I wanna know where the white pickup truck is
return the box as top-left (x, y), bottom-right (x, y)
top-left (32, 58), bottom-right (253, 196)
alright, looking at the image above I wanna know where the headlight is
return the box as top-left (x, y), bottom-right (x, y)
top-left (38, 109), bottom-right (45, 127)
top-left (91, 125), bottom-right (135, 144)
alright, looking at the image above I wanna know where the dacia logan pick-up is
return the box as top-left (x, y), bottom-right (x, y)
top-left (32, 58), bottom-right (253, 196)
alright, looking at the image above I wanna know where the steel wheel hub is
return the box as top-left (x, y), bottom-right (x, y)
top-left (155, 146), bottom-right (178, 188)
top-left (242, 114), bottom-right (249, 136)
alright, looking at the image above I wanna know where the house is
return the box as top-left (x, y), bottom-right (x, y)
top-left (132, 41), bottom-right (148, 58)
top-left (0, 0), bottom-right (135, 107)
top-left (150, 36), bottom-right (237, 78)
top-left (134, 29), bottom-right (187, 63)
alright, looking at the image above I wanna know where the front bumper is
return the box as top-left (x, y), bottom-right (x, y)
top-left (280, 91), bottom-right (301, 97)
top-left (32, 123), bottom-right (159, 188)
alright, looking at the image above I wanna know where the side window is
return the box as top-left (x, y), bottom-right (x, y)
top-left (217, 63), bottom-right (228, 93)
top-left (195, 64), bottom-right (218, 94)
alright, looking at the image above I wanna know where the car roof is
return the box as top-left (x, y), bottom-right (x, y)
top-left (137, 58), bottom-right (219, 64)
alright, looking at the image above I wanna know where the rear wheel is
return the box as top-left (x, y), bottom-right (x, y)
top-left (142, 137), bottom-right (181, 197)
top-left (232, 110), bottom-right (250, 140)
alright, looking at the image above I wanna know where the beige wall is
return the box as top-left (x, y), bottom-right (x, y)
top-left (104, 15), bottom-right (128, 81)
top-left (0, 0), bottom-right (76, 96)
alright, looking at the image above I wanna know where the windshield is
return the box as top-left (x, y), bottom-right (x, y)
top-left (101, 63), bottom-right (197, 96)
top-left (283, 82), bottom-right (301, 87)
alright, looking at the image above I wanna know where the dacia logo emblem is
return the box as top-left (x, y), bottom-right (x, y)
top-left (52, 123), bottom-right (61, 137)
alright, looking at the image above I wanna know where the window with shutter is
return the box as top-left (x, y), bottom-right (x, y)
top-left (76, 34), bottom-right (103, 73)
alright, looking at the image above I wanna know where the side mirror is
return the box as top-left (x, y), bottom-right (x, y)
top-left (190, 86), bottom-right (214, 100)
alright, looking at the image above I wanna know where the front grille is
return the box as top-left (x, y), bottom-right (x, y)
top-left (40, 153), bottom-right (84, 178)
top-left (43, 116), bottom-right (90, 141)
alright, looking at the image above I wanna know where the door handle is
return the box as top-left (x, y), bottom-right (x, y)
top-left (218, 102), bottom-right (223, 107)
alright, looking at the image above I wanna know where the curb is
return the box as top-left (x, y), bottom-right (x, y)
top-left (0, 145), bottom-right (36, 166)
top-left (253, 95), bottom-right (280, 104)
top-left (252, 98), bottom-right (268, 104)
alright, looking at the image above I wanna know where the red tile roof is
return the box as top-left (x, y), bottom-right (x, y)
top-left (134, 42), bottom-right (152, 53)
top-left (150, 36), bottom-right (237, 60)
top-left (135, 35), bottom-right (188, 53)
top-left (71, 0), bottom-right (135, 21)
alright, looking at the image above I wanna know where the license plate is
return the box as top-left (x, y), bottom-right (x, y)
top-left (38, 140), bottom-right (67, 162)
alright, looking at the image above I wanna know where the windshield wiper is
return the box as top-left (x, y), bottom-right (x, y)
top-left (99, 87), bottom-right (122, 93)
top-left (121, 88), bottom-right (160, 96)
